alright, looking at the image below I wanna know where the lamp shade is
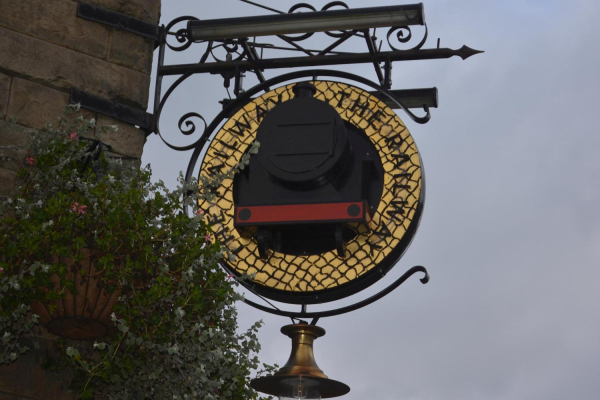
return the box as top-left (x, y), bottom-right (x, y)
top-left (251, 324), bottom-right (350, 398)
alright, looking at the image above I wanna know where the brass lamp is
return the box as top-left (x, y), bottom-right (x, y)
top-left (251, 323), bottom-right (350, 399)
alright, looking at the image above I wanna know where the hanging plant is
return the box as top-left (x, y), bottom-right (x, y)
top-left (0, 106), bottom-right (272, 399)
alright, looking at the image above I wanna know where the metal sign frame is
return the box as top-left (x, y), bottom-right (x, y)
top-left (187, 69), bottom-right (427, 311)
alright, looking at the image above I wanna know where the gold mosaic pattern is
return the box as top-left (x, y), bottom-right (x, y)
top-left (199, 81), bottom-right (422, 295)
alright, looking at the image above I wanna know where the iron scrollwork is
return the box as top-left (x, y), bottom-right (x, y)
top-left (281, 3), bottom-right (317, 42)
top-left (165, 16), bottom-right (199, 52)
top-left (387, 24), bottom-right (429, 51)
top-left (280, 2), bottom-right (358, 42)
top-left (321, 2), bottom-right (351, 38)
top-left (178, 112), bottom-right (207, 136)
top-left (210, 40), bottom-right (246, 63)
top-left (153, 72), bottom-right (210, 151)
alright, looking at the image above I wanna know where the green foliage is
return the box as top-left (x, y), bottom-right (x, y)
top-left (0, 107), bottom-right (273, 399)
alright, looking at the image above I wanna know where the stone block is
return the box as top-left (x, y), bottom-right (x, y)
top-left (108, 30), bottom-right (154, 74)
top-left (0, 167), bottom-right (17, 197)
top-left (97, 115), bottom-right (146, 159)
top-left (0, 121), bottom-right (29, 150)
top-left (7, 79), bottom-right (70, 130)
top-left (85, 0), bottom-right (161, 23)
top-left (0, 120), bottom-right (30, 171)
top-left (0, 73), bottom-right (10, 119)
top-left (0, 120), bottom-right (29, 149)
top-left (0, 28), bottom-right (151, 108)
top-left (0, 0), bottom-right (110, 59)
top-left (0, 392), bottom-right (26, 399)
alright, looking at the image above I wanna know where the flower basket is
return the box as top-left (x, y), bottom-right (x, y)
top-left (30, 249), bottom-right (119, 340)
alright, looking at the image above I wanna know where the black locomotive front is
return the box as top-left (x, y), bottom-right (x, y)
top-left (233, 82), bottom-right (384, 258)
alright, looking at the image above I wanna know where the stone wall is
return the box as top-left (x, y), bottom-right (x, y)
top-left (0, 0), bottom-right (161, 197)
top-left (0, 1), bottom-right (161, 398)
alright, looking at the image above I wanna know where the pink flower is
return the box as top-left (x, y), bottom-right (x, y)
top-left (26, 157), bottom-right (35, 166)
top-left (0, 267), bottom-right (4, 273)
top-left (195, 209), bottom-right (204, 216)
top-left (71, 202), bottom-right (87, 214)
top-left (226, 273), bottom-right (235, 281)
top-left (204, 234), bottom-right (212, 243)
top-left (69, 132), bottom-right (77, 140)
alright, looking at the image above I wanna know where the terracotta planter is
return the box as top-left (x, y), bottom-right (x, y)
top-left (31, 249), bottom-right (120, 340)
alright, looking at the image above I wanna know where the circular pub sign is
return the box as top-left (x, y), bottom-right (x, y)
top-left (199, 80), bottom-right (424, 304)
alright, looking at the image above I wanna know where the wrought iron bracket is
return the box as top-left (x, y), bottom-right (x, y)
top-left (151, 5), bottom-right (483, 144)
top-left (77, 2), bottom-right (160, 43)
top-left (70, 88), bottom-right (155, 134)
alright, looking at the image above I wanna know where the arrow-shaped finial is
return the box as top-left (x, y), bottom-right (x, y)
top-left (457, 45), bottom-right (484, 60)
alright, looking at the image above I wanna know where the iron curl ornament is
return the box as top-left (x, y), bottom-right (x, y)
top-left (151, 16), bottom-right (214, 151)
top-left (177, 112), bottom-right (207, 136)
top-left (153, 72), bottom-right (209, 151)
top-left (278, 2), bottom-right (354, 41)
top-left (282, 3), bottom-right (317, 42)
top-left (321, 1), bottom-right (352, 38)
top-left (209, 40), bottom-right (246, 63)
top-left (386, 24), bottom-right (429, 51)
top-left (164, 16), bottom-right (199, 52)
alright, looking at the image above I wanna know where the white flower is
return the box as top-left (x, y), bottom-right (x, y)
top-left (93, 342), bottom-right (106, 350)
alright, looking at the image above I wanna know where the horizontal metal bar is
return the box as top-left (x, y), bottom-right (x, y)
top-left (220, 87), bottom-right (438, 117)
top-left (159, 46), bottom-right (482, 76)
top-left (374, 87), bottom-right (438, 109)
top-left (77, 2), bottom-right (159, 41)
top-left (70, 89), bottom-right (154, 132)
top-left (187, 4), bottom-right (424, 41)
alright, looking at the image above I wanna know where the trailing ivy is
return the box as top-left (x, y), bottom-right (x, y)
top-left (0, 106), bottom-right (273, 399)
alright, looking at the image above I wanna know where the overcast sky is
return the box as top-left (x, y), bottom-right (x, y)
top-left (143, 1), bottom-right (600, 399)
